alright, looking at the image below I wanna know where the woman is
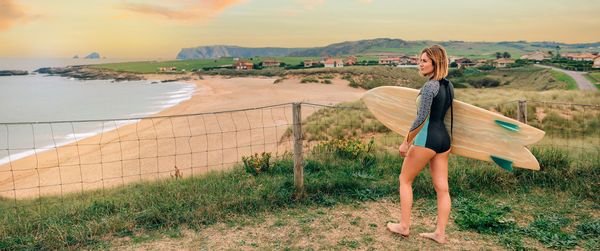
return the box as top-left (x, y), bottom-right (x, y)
top-left (386, 44), bottom-right (454, 244)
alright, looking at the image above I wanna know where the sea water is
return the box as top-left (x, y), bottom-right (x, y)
top-left (0, 60), bottom-right (196, 165)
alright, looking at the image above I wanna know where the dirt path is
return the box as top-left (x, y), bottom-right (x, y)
top-left (534, 64), bottom-right (596, 90)
top-left (110, 200), bottom-right (503, 250)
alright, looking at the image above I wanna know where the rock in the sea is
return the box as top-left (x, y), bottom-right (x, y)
top-left (73, 55), bottom-right (79, 59)
top-left (0, 70), bottom-right (28, 76)
top-left (34, 66), bottom-right (144, 81)
top-left (85, 52), bottom-right (100, 59)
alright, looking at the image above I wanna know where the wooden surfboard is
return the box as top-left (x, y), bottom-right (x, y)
top-left (363, 86), bottom-right (545, 170)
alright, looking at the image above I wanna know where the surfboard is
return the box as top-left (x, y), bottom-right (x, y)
top-left (363, 86), bottom-right (545, 170)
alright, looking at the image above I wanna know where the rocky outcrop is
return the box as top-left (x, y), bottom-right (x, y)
top-left (0, 70), bottom-right (28, 76)
top-left (84, 52), bottom-right (100, 59)
top-left (35, 66), bottom-right (144, 81)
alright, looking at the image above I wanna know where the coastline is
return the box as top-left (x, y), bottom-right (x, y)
top-left (0, 72), bottom-right (365, 199)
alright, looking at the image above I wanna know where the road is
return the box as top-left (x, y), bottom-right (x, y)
top-left (534, 64), bottom-right (596, 90)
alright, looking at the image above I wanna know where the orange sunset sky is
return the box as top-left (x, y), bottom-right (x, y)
top-left (1, 0), bottom-right (599, 58)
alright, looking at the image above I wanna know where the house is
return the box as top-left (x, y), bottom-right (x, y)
top-left (494, 58), bottom-right (516, 68)
top-left (261, 59), bottom-right (281, 67)
top-left (561, 53), bottom-right (595, 61)
top-left (378, 57), bottom-right (401, 65)
top-left (233, 61), bottom-right (254, 70)
top-left (408, 56), bottom-right (419, 65)
top-left (158, 66), bottom-right (177, 72)
top-left (324, 59), bottom-right (343, 68)
top-left (475, 59), bottom-right (489, 67)
top-left (455, 58), bottom-right (475, 68)
top-left (571, 54), bottom-right (596, 61)
top-left (344, 56), bottom-right (357, 65)
top-left (520, 51), bottom-right (552, 60)
top-left (304, 59), bottom-right (321, 67)
top-left (448, 56), bottom-right (464, 64)
top-left (593, 55), bottom-right (600, 68)
top-left (320, 56), bottom-right (332, 63)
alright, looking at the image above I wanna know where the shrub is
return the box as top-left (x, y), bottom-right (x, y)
top-left (312, 138), bottom-right (374, 160)
top-left (242, 152), bottom-right (275, 175)
top-left (301, 77), bottom-right (319, 83)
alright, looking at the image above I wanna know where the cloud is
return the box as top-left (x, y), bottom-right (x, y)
top-left (118, 0), bottom-right (247, 23)
top-left (0, 0), bottom-right (36, 31)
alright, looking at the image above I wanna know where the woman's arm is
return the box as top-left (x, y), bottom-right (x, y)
top-left (405, 80), bottom-right (439, 143)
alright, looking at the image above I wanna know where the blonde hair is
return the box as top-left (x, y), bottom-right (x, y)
top-left (420, 44), bottom-right (448, 81)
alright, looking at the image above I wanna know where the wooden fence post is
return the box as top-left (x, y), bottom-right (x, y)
top-left (517, 100), bottom-right (527, 124)
top-left (292, 103), bottom-right (303, 191)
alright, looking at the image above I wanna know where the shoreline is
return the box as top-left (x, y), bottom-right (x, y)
top-left (0, 73), bottom-right (366, 199)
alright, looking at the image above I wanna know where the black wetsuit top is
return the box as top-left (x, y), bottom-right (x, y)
top-left (406, 78), bottom-right (454, 153)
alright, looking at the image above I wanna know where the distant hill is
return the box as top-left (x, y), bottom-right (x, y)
top-left (176, 46), bottom-right (305, 59)
top-left (288, 38), bottom-right (413, 57)
top-left (84, 52), bottom-right (100, 59)
top-left (176, 39), bottom-right (600, 59)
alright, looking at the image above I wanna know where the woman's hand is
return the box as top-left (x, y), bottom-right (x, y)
top-left (398, 142), bottom-right (409, 157)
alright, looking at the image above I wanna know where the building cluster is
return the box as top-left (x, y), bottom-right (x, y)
top-left (158, 51), bottom-right (600, 72)
top-left (519, 50), bottom-right (600, 68)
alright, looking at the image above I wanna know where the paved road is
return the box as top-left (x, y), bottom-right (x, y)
top-left (534, 64), bottom-right (596, 90)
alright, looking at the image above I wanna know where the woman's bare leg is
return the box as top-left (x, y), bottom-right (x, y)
top-left (419, 149), bottom-right (451, 244)
top-left (387, 146), bottom-right (436, 236)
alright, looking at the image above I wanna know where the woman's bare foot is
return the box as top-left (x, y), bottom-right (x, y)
top-left (386, 222), bottom-right (409, 236)
top-left (419, 232), bottom-right (446, 244)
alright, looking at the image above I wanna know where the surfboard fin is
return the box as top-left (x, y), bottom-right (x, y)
top-left (490, 155), bottom-right (513, 171)
top-left (494, 120), bottom-right (519, 132)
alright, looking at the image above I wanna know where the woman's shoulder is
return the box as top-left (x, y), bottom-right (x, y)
top-left (421, 79), bottom-right (440, 94)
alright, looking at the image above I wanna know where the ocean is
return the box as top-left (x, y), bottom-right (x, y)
top-left (0, 58), bottom-right (196, 165)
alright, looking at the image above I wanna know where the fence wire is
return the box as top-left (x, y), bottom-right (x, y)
top-left (0, 100), bottom-right (598, 221)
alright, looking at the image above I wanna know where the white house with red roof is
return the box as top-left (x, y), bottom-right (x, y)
top-left (324, 59), bottom-right (343, 68)
top-left (593, 54), bottom-right (600, 68)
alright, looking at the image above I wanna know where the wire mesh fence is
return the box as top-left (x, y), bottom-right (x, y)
top-left (0, 103), bottom-right (297, 212)
top-left (0, 99), bottom-right (598, 218)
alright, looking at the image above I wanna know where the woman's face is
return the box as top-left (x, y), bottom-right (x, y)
top-left (419, 52), bottom-right (434, 77)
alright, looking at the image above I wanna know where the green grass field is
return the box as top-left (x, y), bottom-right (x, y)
top-left (550, 70), bottom-right (579, 90)
top-left (90, 56), bottom-right (380, 73)
top-left (586, 72), bottom-right (600, 89)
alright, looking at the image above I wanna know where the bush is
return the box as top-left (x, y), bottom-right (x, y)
top-left (301, 77), bottom-right (319, 83)
top-left (312, 138), bottom-right (374, 160)
top-left (470, 77), bottom-right (501, 88)
top-left (242, 152), bottom-right (276, 175)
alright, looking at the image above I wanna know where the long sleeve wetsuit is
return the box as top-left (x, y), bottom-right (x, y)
top-left (406, 78), bottom-right (454, 153)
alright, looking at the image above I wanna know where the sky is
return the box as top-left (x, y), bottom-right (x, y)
top-left (1, 0), bottom-right (599, 59)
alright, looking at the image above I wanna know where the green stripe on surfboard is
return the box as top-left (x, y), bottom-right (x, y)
top-left (494, 120), bottom-right (519, 132)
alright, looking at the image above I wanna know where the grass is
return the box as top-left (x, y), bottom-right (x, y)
top-left (584, 72), bottom-right (600, 89)
top-left (90, 56), bottom-right (379, 74)
top-left (550, 70), bottom-right (578, 90)
top-left (1, 140), bottom-right (598, 250)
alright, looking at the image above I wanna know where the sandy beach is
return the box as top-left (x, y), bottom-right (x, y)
top-left (0, 74), bottom-right (365, 199)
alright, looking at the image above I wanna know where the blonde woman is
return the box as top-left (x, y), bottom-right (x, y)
top-left (386, 44), bottom-right (454, 244)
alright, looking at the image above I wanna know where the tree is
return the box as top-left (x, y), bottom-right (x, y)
top-left (555, 45), bottom-right (561, 58)
top-left (450, 62), bottom-right (458, 68)
top-left (495, 52), bottom-right (502, 59)
top-left (503, 52), bottom-right (511, 58)
top-left (548, 51), bottom-right (554, 56)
